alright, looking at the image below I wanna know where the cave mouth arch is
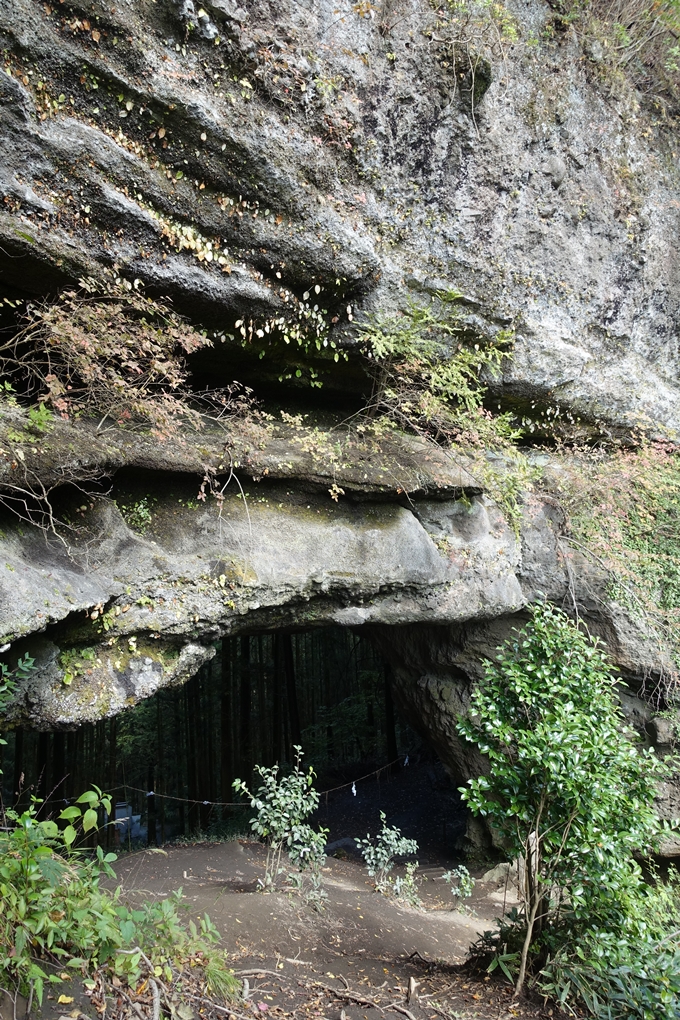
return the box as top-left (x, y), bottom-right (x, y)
top-left (2, 626), bottom-right (467, 859)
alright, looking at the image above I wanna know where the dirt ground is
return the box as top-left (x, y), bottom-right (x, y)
top-left (81, 840), bottom-right (558, 1020)
top-left (30, 762), bottom-right (569, 1020)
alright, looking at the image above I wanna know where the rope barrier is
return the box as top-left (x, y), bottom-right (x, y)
top-left (116, 756), bottom-right (404, 809)
top-left (10, 757), bottom-right (407, 814)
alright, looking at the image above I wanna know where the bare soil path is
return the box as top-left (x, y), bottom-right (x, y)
top-left (98, 841), bottom-right (557, 1020)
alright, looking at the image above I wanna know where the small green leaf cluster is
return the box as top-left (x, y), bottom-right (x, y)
top-left (359, 294), bottom-right (517, 448)
top-left (458, 602), bottom-right (680, 1009)
top-left (355, 811), bottom-right (419, 897)
top-left (233, 746), bottom-right (328, 892)
top-left (58, 786), bottom-right (112, 848)
top-left (442, 865), bottom-right (475, 903)
top-left (0, 655), bottom-right (33, 713)
top-left (115, 495), bottom-right (155, 534)
top-left (0, 802), bottom-right (237, 1007)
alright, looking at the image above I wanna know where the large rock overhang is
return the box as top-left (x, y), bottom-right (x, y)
top-left (0, 435), bottom-right (526, 727)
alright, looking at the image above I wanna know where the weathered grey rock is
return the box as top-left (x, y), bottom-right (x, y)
top-left (0, 478), bottom-right (524, 725)
top-left (0, 0), bottom-right (680, 426)
top-left (1, 0), bottom-right (679, 851)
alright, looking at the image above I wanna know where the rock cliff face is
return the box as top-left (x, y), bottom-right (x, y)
top-left (1, 0), bottom-right (679, 843)
top-left (2, 0), bottom-right (680, 423)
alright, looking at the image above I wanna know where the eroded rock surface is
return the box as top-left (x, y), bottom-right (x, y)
top-left (0, 452), bottom-right (522, 726)
top-left (1, 0), bottom-right (680, 425)
top-left (1, 0), bottom-right (679, 847)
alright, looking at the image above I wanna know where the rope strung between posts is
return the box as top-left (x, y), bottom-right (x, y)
top-left (118, 755), bottom-right (406, 808)
top-left (23, 756), bottom-right (409, 812)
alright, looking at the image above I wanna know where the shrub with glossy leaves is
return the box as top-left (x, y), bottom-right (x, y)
top-left (233, 745), bottom-right (328, 892)
top-left (458, 602), bottom-right (677, 1004)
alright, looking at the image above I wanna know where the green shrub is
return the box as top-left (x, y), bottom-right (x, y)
top-left (541, 922), bottom-right (680, 1020)
top-left (457, 602), bottom-right (678, 1008)
top-left (233, 745), bottom-right (328, 894)
top-left (0, 801), bottom-right (238, 1007)
top-left (356, 811), bottom-right (419, 901)
top-left (0, 658), bottom-right (237, 1009)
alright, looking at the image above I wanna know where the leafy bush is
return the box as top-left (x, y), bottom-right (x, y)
top-left (458, 602), bottom-right (678, 1007)
top-left (356, 812), bottom-right (419, 899)
top-left (541, 921), bottom-right (680, 1020)
top-left (0, 658), bottom-right (236, 1010)
top-left (233, 745), bottom-right (328, 893)
top-left (0, 801), bottom-right (238, 1008)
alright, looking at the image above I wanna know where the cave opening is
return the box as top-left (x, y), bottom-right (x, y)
top-left (1, 626), bottom-right (466, 864)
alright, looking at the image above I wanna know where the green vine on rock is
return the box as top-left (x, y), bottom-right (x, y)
top-left (359, 290), bottom-right (516, 442)
top-left (358, 291), bottom-right (529, 527)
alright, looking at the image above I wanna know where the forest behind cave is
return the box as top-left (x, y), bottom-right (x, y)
top-left (1, 627), bottom-right (461, 853)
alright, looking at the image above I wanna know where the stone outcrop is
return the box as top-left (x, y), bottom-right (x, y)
top-left (1, 0), bottom-right (680, 425)
top-left (0, 0), bottom-right (679, 847)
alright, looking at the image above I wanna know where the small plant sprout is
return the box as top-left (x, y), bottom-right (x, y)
top-left (442, 865), bottom-right (475, 905)
top-left (356, 812), bottom-right (418, 897)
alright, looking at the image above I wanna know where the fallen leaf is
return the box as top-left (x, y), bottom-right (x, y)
top-left (58, 995), bottom-right (74, 1004)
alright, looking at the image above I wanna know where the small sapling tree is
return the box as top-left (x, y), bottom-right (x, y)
top-left (233, 746), bottom-right (328, 892)
top-left (457, 603), bottom-right (670, 997)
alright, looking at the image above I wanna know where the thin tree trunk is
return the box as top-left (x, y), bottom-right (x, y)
top-left (107, 719), bottom-right (117, 847)
top-left (384, 664), bottom-right (399, 771)
top-left (271, 635), bottom-right (282, 765)
top-left (52, 731), bottom-right (66, 805)
top-left (282, 634), bottom-right (301, 747)
top-left (147, 764), bottom-right (157, 846)
top-left (221, 638), bottom-right (233, 815)
top-left (186, 678), bottom-right (199, 833)
top-left (13, 728), bottom-right (24, 801)
top-left (240, 636), bottom-right (252, 779)
top-left (156, 699), bottom-right (165, 844)
top-left (173, 695), bottom-right (186, 836)
top-left (201, 666), bottom-right (213, 831)
top-left (515, 883), bottom-right (541, 996)
top-left (36, 731), bottom-right (49, 817)
top-left (257, 636), bottom-right (266, 765)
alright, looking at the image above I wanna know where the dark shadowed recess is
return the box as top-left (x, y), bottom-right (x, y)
top-left (1, 626), bottom-right (467, 861)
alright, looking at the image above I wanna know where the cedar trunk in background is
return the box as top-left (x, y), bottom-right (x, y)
top-left (239, 636), bottom-right (252, 782)
top-left (221, 638), bottom-right (234, 818)
top-left (283, 634), bottom-right (301, 747)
